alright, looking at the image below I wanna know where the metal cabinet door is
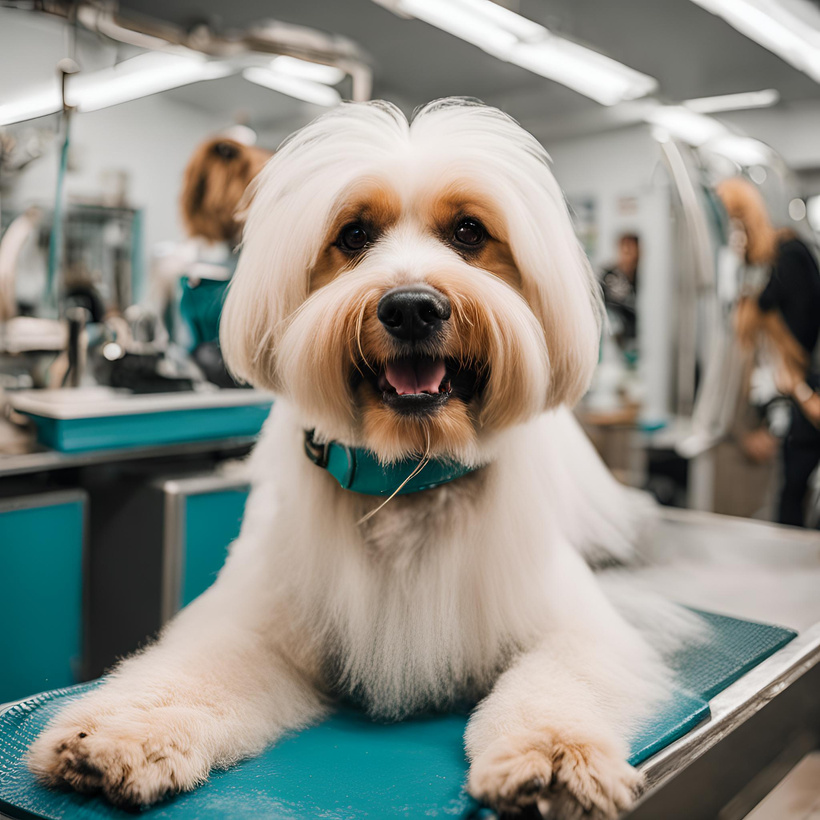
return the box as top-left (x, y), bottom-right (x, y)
top-left (160, 476), bottom-right (249, 621)
top-left (0, 490), bottom-right (86, 703)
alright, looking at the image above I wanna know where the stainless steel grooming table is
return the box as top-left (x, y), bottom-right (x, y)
top-left (624, 509), bottom-right (820, 820)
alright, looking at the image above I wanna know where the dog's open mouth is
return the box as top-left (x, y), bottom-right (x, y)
top-left (361, 355), bottom-right (483, 415)
top-left (379, 357), bottom-right (450, 396)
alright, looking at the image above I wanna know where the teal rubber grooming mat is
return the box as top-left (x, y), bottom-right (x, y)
top-left (0, 611), bottom-right (795, 820)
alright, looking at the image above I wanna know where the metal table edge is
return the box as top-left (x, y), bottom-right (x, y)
top-left (637, 623), bottom-right (820, 790)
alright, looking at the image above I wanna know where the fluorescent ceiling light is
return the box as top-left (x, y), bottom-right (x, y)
top-left (684, 88), bottom-right (780, 113)
top-left (0, 85), bottom-right (61, 126)
top-left (643, 101), bottom-right (774, 164)
top-left (513, 38), bottom-right (657, 106)
top-left (644, 105), bottom-right (726, 146)
top-left (705, 134), bottom-right (773, 165)
top-left (67, 52), bottom-right (233, 112)
top-left (456, 0), bottom-right (544, 40)
top-left (689, 0), bottom-right (820, 83)
top-left (380, 0), bottom-right (658, 105)
top-left (242, 67), bottom-right (342, 107)
top-left (0, 49), bottom-right (344, 127)
top-left (0, 51), bottom-right (233, 125)
top-left (269, 56), bottom-right (345, 85)
top-left (400, 0), bottom-right (517, 57)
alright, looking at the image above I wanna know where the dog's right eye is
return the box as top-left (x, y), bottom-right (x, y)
top-left (338, 223), bottom-right (369, 253)
top-left (453, 218), bottom-right (486, 248)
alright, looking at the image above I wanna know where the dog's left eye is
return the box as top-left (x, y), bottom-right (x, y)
top-left (454, 219), bottom-right (486, 247)
top-left (338, 223), bottom-right (369, 253)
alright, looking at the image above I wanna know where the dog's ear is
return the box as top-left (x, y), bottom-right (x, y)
top-left (220, 274), bottom-right (278, 391)
top-left (219, 155), bottom-right (320, 392)
top-left (220, 222), bottom-right (289, 391)
top-left (507, 205), bottom-right (602, 410)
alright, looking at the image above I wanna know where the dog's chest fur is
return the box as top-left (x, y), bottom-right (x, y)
top-left (310, 471), bottom-right (527, 719)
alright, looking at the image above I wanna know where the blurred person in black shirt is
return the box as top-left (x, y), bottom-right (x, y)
top-left (600, 233), bottom-right (639, 351)
top-left (719, 177), bottom-right (820, 528)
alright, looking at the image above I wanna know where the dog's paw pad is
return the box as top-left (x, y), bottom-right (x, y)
top-left (28, 703), bottom-right (210, 807)
top-left (468, 729), bottom-right (643, 819)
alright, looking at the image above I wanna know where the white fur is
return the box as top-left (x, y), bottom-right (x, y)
top-left (30, 100), bottom-right (678, 818)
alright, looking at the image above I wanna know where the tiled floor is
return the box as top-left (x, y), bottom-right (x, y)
top-left (747, 753), bottom-right (820, 820)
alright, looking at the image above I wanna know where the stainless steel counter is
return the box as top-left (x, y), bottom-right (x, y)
top-left (624, 509), bottom-right (820, 820)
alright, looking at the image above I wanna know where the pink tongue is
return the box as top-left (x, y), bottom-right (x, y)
top-left (384, 359), bottom-right (446, 395)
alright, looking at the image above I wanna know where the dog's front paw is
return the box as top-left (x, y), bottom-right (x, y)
top-left (468, 728), bottom-right (643, 819)
top-left (28, 699), bottom-right (213, 807)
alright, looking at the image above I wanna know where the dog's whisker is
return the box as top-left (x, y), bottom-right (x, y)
top-left (355, 298), bottom-right (374, 372)
top-left (357, 428), bottom-right (432, 525)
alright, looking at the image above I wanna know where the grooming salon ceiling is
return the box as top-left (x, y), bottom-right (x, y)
top-left (119, 0), bottom-right (820, 136)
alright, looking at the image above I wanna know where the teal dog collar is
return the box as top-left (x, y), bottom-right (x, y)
top-left (304, 430), bottom-right (476, 496)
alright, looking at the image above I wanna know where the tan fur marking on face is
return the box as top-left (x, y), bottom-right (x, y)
top-left (426, 187), bottom-right (522, 290)
top-left (309, 183), bottom-right (402, 291)
top-left (429, 272), bottom-right (538, 430)
top-left (351, 265), bottom-right (547, 460)
top-left (357, 388), bottom-right (478, 463)
top-left (352, 276), bottom-right (487, 461)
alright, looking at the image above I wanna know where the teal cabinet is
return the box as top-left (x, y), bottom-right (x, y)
top-left (159, 477), bottom-right (249, 619)
top-left (0, 491), bottom-right (85, 703)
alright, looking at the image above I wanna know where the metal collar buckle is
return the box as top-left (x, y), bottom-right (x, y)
top-left (304, 429), bottom-right (329, 469)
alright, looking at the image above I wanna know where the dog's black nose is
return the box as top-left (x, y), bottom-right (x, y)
top-left (377, 287), bottom-right (451, 342)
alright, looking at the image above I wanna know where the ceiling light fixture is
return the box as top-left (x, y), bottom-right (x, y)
top-left (242, 67), bottom-right (342, 107)
top-left (688, 0), bottom-right (820, 83)
top-left (644, 105), bottom-right (727, 146)
top-left (0, 51), bottom-right (233, 125)
top-left (0, 85), bottom-right (62, 127)
top-left (374, 0), bottom-right (658, 106)
top-left (705, 134), bottom-right (773, 165)
top-left (269, 56), bottom-right (346, 86)
top-left (67, 51), bottom-right (234, 113)
top-left (684, 88), bottom-right (780, 113)
top-left (643, 102), bottom-right (774, 165)
top-left (0, 47), bottom-right (351, 128)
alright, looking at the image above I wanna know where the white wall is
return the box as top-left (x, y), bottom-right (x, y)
top-left (544, 125), bottom-right (663, 270)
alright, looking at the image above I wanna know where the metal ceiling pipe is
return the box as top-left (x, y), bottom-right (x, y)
top-left (16, 0), bottom-right (374, 101)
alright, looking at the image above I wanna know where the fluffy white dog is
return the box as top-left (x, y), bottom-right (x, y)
top-left (30, 99), bottom-right (673, 819)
